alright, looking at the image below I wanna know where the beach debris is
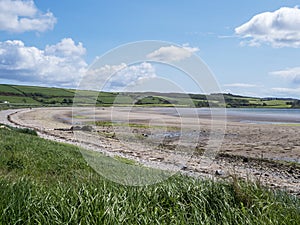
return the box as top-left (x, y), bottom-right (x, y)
top-left (149, 157), bottom-right (164, 161)
top-left (0, 125), bottom-right (10, 130)
top-left (54, 128), bottom-right (72, 131)
top-left (132, 129), bottom-right (138, 133)
top-left (71, 125), bottom-right (93, 132)
top-left (54, 125), bottom-right (94, 132)
top-left (215, 170), bottom-right (225, 176)
top-left (181, 165), bottom-right (188, 171)
top-left (243, 157), bottom-right (249, 163)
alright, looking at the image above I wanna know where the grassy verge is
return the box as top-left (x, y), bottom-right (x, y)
top-left (0, 126), bottom-right (299, 224)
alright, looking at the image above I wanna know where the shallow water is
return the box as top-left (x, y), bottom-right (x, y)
top-left (72, 107), bottom-right (300, 125)
top-left (147, 107), bottom-right (300, 124)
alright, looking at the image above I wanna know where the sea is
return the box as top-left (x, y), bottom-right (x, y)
top-left (150, 107), bottom-right (300, 124)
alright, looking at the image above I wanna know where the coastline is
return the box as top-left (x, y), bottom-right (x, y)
top-left (1, 107), bottom-right (299, 195)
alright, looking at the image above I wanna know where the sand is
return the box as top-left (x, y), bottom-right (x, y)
top-left (2, 107), bottom-right (300, 194)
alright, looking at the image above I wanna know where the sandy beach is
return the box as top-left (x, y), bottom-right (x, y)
top-left (2, 107), bottom-right (300, 194)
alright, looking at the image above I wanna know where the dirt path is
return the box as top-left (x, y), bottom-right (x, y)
top-left (1, 107), bottom-right (299, 195)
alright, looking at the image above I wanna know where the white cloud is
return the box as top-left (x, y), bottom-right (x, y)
top-left (223, 83), bottom-right (261, 88)
top-left (83, 62), bottom-right (157, 91)
top-left (146, 44), bottom-right (199, 62)
top-left (235, 6), bottom-right (300, 47)
top-left (270, 67), bottom-right (300, 84)
top-left (223, 86), bottom-right (300, 98)
top-left (45, 38), bottom-right (86, 57)
top-left (271, 87), bottom-right (300, 97)
top-left (0, 0), bottom-right (56, 33)
top-left (0, 38), bottom-right (87, 87)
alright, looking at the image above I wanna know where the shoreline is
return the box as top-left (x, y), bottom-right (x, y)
top-left (1, 107), bottom-right (299, 195)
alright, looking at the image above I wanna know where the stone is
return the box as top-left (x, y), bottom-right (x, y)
top-left (215, 170), bottom-right (224, 176)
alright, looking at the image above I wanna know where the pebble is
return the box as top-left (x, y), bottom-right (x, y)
top-left (215, 170), bottom-right (225, 176)
top-left (181, 165), bottom-right (188, 171)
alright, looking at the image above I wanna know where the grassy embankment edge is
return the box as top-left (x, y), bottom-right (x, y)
top-left (0, 125), bottom-right (299, 224)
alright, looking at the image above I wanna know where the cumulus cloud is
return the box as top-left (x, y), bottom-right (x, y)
top-left (83, 62), bottom-right (157, 91)
top-left (235, 6), bottom-right (300, 47)
top-left (146, 44), bottom-right (199, 62)
top-left (223, 83), bottom-right (261, 88)
top-left (0, 0), bottom-right (56, 33)
top-left (0, 38), bottom-right (87, 87)
top-left (270, 67), bottom-right (300, 84)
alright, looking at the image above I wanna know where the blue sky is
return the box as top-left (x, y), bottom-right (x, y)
top-left (1, 0), bottom-right (300, 98)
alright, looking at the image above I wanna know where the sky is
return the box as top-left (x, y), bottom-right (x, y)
top-left (1, 0), bottom-right (300, 98)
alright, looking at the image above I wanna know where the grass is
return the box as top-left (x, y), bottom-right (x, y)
top-left (6, 125), bottom-right (38, 136)
top-left (1, 83), bottom-right (299, 108)
top-left (10, 85), bottom-right (75, 97)
top-left (95, 120), bottom-right (178, 130)
top-left (275, 123), bottom-right (300, 127)
top-left (95, 120), bottom-right (152, 129)
top-left (0, 96), bottom-right (40, 104)
top-left (113, 155), bottom-right (138, 165)
top-left (0, 125), bottom-right (299, 224)
top-left (0, 84), bottom-right (23, 94)
top-left (95, 121), bottom-right (116, 127)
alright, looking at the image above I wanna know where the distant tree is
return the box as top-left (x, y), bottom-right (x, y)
top-left (292, 100), bottom-right (300, 108)
top-left (197, 101), bottom-right (209, 107)
top-left (225, 98), bottom-right (249, 107)
top-left (62, 98), bottom-right (73, 104)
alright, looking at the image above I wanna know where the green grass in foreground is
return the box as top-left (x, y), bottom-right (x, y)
top-left (0, 126), bottom-right (299, 224)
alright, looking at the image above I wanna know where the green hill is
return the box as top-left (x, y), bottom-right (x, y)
top-left (0, 84), bottom-right (298, 109)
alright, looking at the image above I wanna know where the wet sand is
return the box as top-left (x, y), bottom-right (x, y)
top-left (2, 107), bottom-right (300, 194)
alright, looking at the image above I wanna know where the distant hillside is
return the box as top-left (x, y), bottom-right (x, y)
top-left (0, 84), bottom-right (299, 109)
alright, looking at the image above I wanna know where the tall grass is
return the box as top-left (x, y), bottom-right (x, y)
top-left (0, 126), bottom-right (299, 224)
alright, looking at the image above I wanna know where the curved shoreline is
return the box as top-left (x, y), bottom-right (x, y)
top-left (1, 107), bottom-right (299, 195)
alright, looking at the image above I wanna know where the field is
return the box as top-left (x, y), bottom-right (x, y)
top-left (0, 84), bottom-right (299, 108)
top-left (0, 125), bottom-right (299, 224)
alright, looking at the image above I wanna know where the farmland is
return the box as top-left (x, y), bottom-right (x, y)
top-left (0, 84), bottom-right (299, 109)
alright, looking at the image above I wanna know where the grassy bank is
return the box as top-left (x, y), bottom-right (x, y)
top-left (0, 126), bottom-right (299, 224)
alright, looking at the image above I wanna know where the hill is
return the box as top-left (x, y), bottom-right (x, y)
top-left (0, 84), bottom-right (299, 109)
